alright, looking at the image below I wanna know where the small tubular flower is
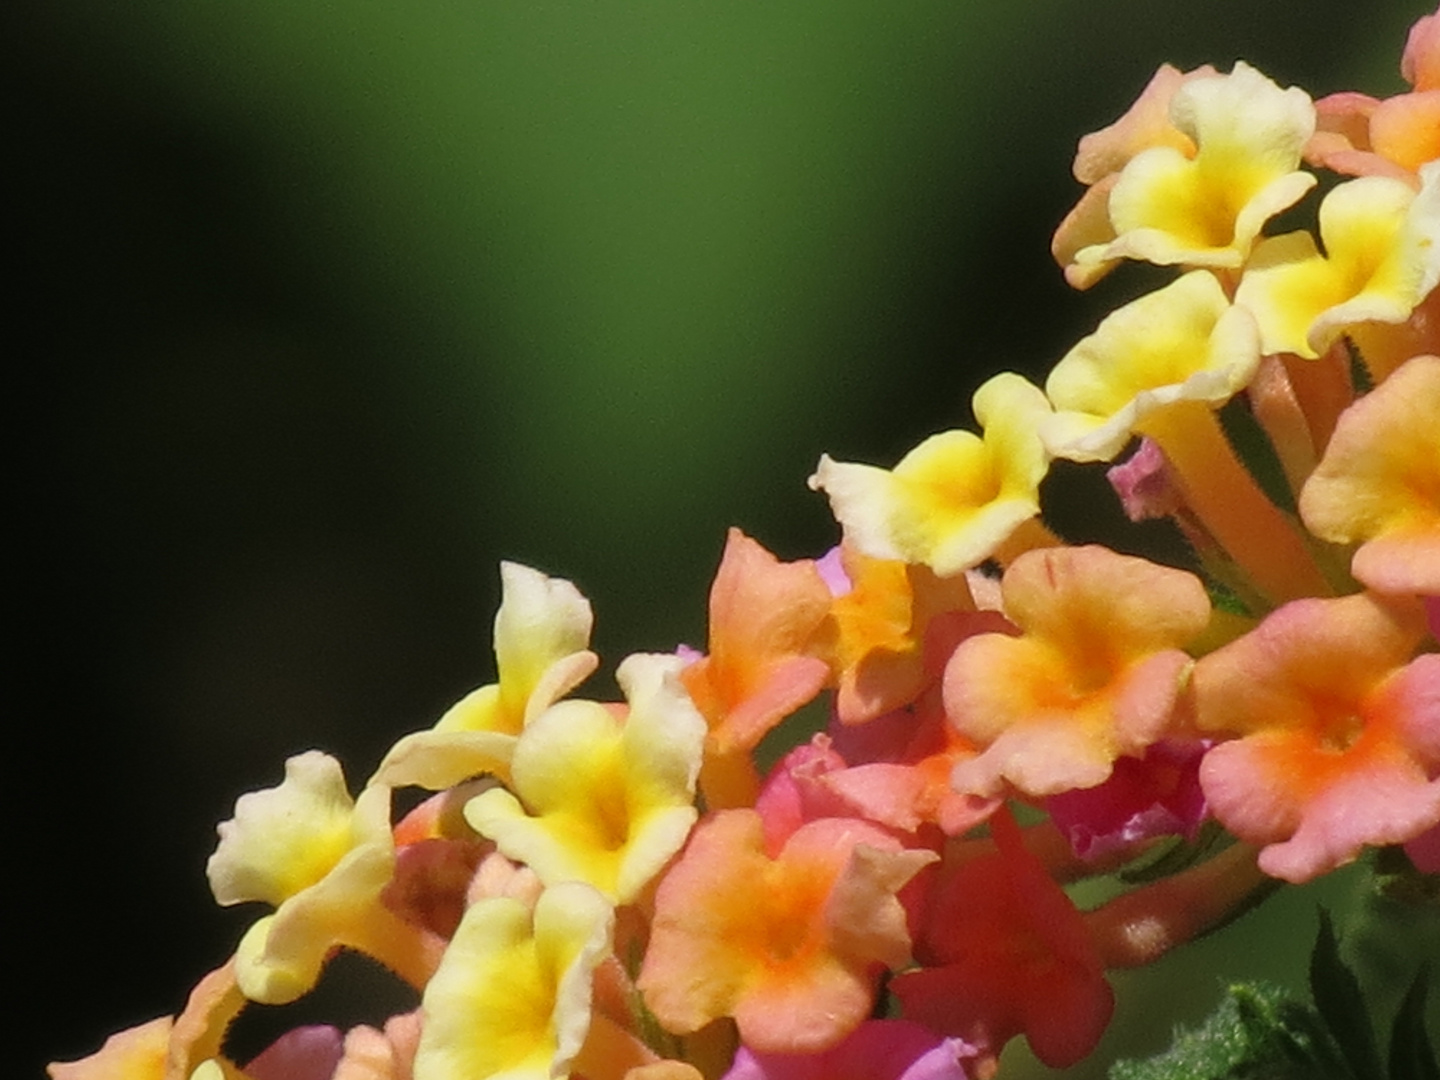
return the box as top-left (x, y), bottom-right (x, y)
top-left (1235, 166), bottom-right (1440, 359)
top-left (945, 546), bottom-right (1210, 798)
top-left (1044, 738), bottom-right (1212, 861)
top-left (413, 881), bottom-right (614, 1080)
top-left (810, 373), bottom-right (1053, 577)
top-left (49, 961), bottom-right (249, 1080)
top-left (822, 690), bottom-right (1003, 837)
top-left (1042, 271), bottom-right (1331, 605)
top-left (1299, 354), bottom-right (1440, 596)
top-left (1052, 63), bottom-right (1217, 288)
top-left (207, 753), bottom-right (438, 1003)
top-left (638, 809), bottom-right (935, 1055)
top-left (1192, 592), bottom-right (1440, 882)
top-left (463, 652), bottom-right (706, 904)
top-left (1073, 62), bottom-right (1316, 272)
top-left (373, 562), bottom-right (598, 791)
top-left (1042, 270), bottom-right (1260, 462)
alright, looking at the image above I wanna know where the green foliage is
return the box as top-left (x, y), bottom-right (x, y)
top-left (1311, 909), bottom-right (1385, 1078)
top-left (1109, 981), bottom-right (1350, 1080)
top-left (1111, 906), bottom-right (1439, 1080)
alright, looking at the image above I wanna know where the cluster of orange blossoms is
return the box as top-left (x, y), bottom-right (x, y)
top-left (53, 10), bottom-right (1440, 1080)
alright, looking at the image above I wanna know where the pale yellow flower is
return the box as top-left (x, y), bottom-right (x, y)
top-left (810, 373), bottom-right (1052, 576)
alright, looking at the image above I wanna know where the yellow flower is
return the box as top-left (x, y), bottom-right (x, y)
top-left (413, 882), bottom-right (613, 1080)
top-left (1042, 270), bottom-right (1260, 462)
top-left (373, 561), bottom-right (598, 791)
top-left (810, 373), bottom-right (1052, 576)
top-left (1074, 62), bottom-right (1316, 273)
top-left (208, 753), bottom-right (438, 1003)
top-left (1236, 164), bottom-right (1440, 359)
top-left (464, 653), bottom-right (706, 904)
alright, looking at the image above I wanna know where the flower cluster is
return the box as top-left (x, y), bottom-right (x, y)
top-left (51, 11), bottom-right (1440, 1080)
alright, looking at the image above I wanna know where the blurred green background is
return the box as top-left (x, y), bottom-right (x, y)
top-left (16, 1), bottom-right (1430, 1076)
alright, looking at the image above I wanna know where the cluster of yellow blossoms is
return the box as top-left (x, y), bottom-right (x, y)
top-left (52, 10), bottom-right (1439, 1080)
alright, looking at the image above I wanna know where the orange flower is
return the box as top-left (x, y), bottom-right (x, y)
top-left (824, 547), bottom-right (979, 726)
top-left (637, 809), bottom-right (934, 1054)
top-left (945, 546), bottom-right (1210, 797)
top-left (1307, 7), bottom-right (1440, 183)
top-left (1192, 591), bottom-right (1440, 882)
top-left (681, 529), bottom-right (833, 806)
top-left (1300, 354), bottom-right (1440, 597)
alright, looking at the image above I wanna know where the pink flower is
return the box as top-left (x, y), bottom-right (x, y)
top-left (1193, 592), bottom-right (1440, 882)
top-left (1045, 739), bottom-right (1212, 861)
top-left (721, 1020), bottom-right (983, 1080)
top-left (891, 809), bottom-right (1113, 1069)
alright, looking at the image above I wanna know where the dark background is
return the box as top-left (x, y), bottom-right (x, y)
top-left (15, 2), bottom-right (1427, 1076)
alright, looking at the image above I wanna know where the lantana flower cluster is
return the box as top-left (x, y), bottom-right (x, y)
top-left (52, 11), bottom-right (1440, 1080)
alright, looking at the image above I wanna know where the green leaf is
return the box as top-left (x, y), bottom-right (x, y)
top-left (1388, 966), bottom-right (1440, 1080)
top-left (1109, 981), bottom-right (1353, 1080)
top-left (1310, 908), bottom-right (1388, 1080)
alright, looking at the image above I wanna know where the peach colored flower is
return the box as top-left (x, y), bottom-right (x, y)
top-left (638, 809), bottom-right (935, 1054)
top-left (822, 547), bottom-right (980, 725)
top-left (1307, 7), bottom-right (1440, 183)
top-left (945, 546), bottom-right (1210, 797)
top-left (48, 1018), bottom-right (172, 1080)
top-left (49, 962), bottom-right (249, 1080)
top-left (810, 374), bottom-right (1052, 576)
top-left (1192, 591), bottom-right (1440, 882)
top-left (681, 529), bottom-right (832, 756)
top-left (1300, 353), bottom-right (1440, 596)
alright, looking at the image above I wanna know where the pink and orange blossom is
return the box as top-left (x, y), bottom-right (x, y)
top-left (637, 809), bottom-right (934, 1054)
top-left (945, 545), bottom-right (1210, 798)
top-left (1193, 591), bottom-right (1440, 882)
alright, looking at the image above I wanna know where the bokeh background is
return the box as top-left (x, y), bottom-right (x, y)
top-left (17, 1), bottom-right (1431, 1076)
